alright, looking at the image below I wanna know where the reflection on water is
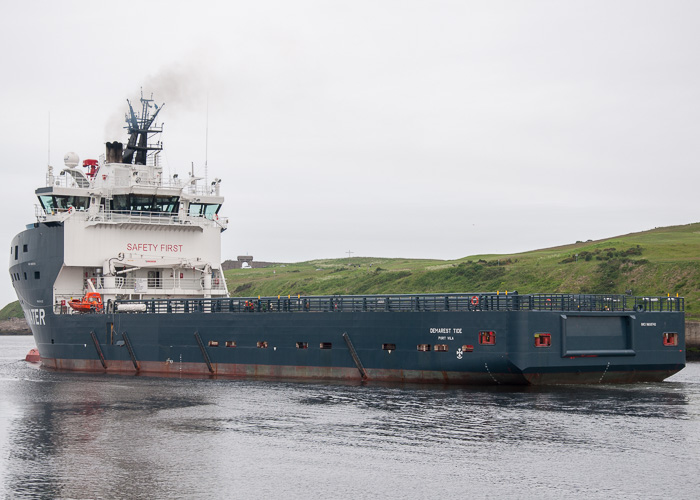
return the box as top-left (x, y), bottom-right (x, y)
top-left (1, 336), bottom-right (699, 499)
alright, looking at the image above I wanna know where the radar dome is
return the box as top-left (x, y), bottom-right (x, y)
top-left (64, 152), bottom-right (79, 168)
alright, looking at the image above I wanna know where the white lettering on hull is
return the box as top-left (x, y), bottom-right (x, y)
top-left (26, 308), bottom-right (45, 326)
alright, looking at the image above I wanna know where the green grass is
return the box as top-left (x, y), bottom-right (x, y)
top-left (224, 222), bottom-right (700, 319)
top-left (0, 301), bottom-right (23, 320)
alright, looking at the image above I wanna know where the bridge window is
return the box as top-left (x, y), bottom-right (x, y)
top-left (111, 194), bottom-right (179, 213)
top-left (479, 331), bottom-right (496, 345)
top-left (663, 332), bottom-right (678, 346)
top-left (188, 203), bottom-right (221, 220)
top-left (534, 333), bottom-right (551, 347)
top-left (38, 195), bottom-right (89, 213)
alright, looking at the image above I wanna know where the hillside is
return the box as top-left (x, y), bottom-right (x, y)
top-left (0, 301), bottom-right (23, 320)
top-left (224, 222), bottom-right (700, 320)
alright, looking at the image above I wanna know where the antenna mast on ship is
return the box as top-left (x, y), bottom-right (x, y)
top-left (122, 89), bottom-right (164, 165)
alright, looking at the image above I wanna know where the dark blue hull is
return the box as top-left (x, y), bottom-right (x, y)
top-left (11, 223), bottom-right (687, 385)
top-left (27, 307), bottom-right (685, 385)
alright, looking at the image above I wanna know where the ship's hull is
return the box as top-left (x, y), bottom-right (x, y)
top-left (27, 309), bottom-right (687, 385)
top-left (11, 223), bottom-right (687, 386)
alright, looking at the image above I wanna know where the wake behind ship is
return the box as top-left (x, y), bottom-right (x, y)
top-left (9, 94), bottom-right (686, 384)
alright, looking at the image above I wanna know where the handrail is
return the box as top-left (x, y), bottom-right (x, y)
top-left (110, 292), bottom-right (685, 315)
top-left (35, 206), bottom-right (228, 228)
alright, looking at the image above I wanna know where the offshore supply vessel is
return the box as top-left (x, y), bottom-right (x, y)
top-left (9, 94), bottom-right (686, 384)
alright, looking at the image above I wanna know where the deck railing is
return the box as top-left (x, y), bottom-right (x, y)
top-left (109, 293), bottom-right (685, 315)
top-left (35, 207), bottom-right (228, 229)
top-left (86, 276), bottom-right (227, 292)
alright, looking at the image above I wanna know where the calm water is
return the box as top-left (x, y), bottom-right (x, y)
top-left (1, 336), bottom-right (699, 499)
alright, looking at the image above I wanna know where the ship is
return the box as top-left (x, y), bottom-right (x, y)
top-left (9, 93), bottom-right (686, 385)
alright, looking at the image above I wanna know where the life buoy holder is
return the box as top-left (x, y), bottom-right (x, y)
top-left (471, 296), bottom-right (479, 306)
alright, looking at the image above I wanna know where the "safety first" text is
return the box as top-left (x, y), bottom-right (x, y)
top-left (126, 243), bottom-right (184, 253)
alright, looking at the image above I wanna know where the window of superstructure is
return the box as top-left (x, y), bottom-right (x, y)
top-left (38, 195), bottom-right (89, 213)
top-left (34, 272), bottom-right (40, 280)
top-left (131, 195), bottom-right (154, 212)
top-left (111, 194), bottom-right (179, 213)
top-left (23, 244), bottom-right (27, 253)
top-left (188, 203), bottom-right (221, 220)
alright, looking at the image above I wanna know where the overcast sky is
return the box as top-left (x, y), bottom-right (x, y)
top-left (1, 0), bottom-right (698, 307)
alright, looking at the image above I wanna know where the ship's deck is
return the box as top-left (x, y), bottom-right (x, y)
top-left (98, 292), bottom-right (685, 315)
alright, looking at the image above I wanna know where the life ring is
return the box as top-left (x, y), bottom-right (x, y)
top-left (67, 206), bottom-right (74, 214)
top-left (214, 278), bottom-right (219, 285)
top-left (214, 214), bottom-right (219, 221)
top-left (471, 296), bottom-right (479, 306)
top-left (634, 304), bottom-right (645, 312)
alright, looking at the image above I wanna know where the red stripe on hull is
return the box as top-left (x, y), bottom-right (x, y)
top-left (39, 358), bottom-right (680, 385)
top-left (41, 357), bottom-right (527, 385)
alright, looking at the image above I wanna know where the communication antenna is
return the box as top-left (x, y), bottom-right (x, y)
top-left (47, 111), bottom-right (50, 166)
top-left (205, 92), bottom-right (209, 186)
top-left (46, 112), bottom-right (54, 185)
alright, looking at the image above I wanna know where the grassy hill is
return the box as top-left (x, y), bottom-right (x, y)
top-left (2, 222), bottom-right (699, 320)
top-left (0, 301), bottom-right (23, 320)
top-left (224, 222), bottom-right (700, 320)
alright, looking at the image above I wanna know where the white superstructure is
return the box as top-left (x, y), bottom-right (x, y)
top-left (36, 93), bottom-right (229, 311)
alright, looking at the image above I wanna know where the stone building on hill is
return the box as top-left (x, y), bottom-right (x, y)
top-left (221, 255), bottom-right (278, 270)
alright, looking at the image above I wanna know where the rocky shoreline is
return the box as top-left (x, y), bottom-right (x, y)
top-left (0, 317), bottom-right (31, 335)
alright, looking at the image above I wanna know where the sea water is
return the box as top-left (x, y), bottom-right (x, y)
top-left (1, 335), bottom-right (699, 499)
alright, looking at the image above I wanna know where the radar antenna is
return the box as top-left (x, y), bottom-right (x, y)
top-left (122, 89), bottom-right (164, 165)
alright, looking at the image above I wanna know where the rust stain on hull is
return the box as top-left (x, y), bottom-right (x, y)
top-left (38, 357), bottom-right (679, 385)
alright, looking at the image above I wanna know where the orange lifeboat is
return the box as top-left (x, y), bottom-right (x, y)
top-left (68, 292), bottom-right (104, 313)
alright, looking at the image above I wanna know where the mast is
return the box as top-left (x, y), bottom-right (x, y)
top-left (122, 90), bottom-right (164, 165)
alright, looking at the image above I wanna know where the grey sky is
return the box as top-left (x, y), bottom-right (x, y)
top-left (1, 0), bottom-right (698, 307)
